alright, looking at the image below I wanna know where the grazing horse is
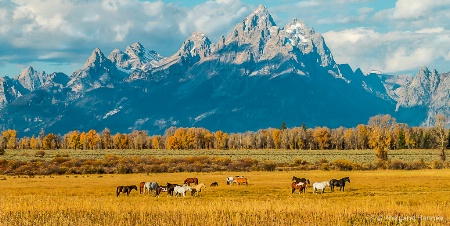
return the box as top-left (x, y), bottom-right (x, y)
top-left (292, 177), bottom-right (310, 192)
top-left (174, 185), bottom-right (192, 197)
top-left (166, 183), bottom-right (179, 196)
top-left (313, 181), bottom-right (330, 194)
top-left (210, 182), bottom-right (218, 187)
top-left (155, 186), bottom-right (167, 198)
top-left (192, 183), bottom-right (206, 196)
top-left (143, 182), bottom-right (159, 195)
top-left (226, 176), bottom-right (235, 185)
top-left (330, 177), bottom-right (350, 192)
top-left (291, 181), bottom-right (307, 194)
top-left (184, 178), bottom-right (199, 186)
top-left (234, 177), bottom-right (248, 185)
top-left (116, 185), bottom-right (138, 197)
top-left (139, 182), bottom-right (146, 194)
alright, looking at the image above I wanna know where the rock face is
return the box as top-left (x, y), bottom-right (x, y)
top-left (0, 4), bottom-right (448, 135)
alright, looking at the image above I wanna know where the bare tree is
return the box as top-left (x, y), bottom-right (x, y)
top-left (435, 113), bottom-right (448, 161)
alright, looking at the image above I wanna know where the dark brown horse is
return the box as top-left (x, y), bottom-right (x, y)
top-left (116, 185), bottom-right (138, 197)
top-left (166, 183), bottom-right (179, 196)
top-left (210, 182), bottom-right (219, 187)
top-left (155, 186), bottom-right (167, 197)
top-left (184, 178), bottom-right (199, 186)
top-left (291, 181), bottom-right (307, 194)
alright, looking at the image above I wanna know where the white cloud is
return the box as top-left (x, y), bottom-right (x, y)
top-left (393, 0), bottom-right (450, 19)
top-left (324, 27), bottom-right (450, 74)
top-left (415, 27), bottom-right (444, 34)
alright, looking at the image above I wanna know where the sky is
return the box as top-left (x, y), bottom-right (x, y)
top-left (1, 0), bottom-right (450, 77)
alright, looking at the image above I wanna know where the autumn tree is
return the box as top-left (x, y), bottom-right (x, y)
top-left (435, 113), bottom-right (448, 161)
top-left (313, 127), bottom-right (330, 150)
top-left (272, 129), bottom-right (281, 149)
top-left (2, 129), bottom-right (17, 149)
top-left (42, 133), bottom-right (57, 149)
top-left (368, 114), bottom-right (396, 161)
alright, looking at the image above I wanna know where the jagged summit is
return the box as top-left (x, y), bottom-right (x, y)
top-left (177, 32), bottom-right (212, 58)
top-left (108, 42), bottom-right (164, 71)
top-left (17, 66), bottom-right (45, 91)
top-left (83, 48), bottom-right (111, 70)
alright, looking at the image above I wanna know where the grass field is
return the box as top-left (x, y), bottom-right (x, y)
top-left (2, 148), bottom-right (442, 163)
top-left (1, 170), bottom-right (449, 225)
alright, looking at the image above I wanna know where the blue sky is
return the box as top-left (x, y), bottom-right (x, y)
top-left (1, 0), bottom-right (450, 77)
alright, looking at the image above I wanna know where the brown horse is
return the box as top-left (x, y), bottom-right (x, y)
top-left (291, 181), bottom-right (307, 194)
top-left (184, 178), bottom-right (199, 186)
top-left (210, 182), bottom-right (219, 187)
top-left (139, 182), bottom-right (145, 194)
top-left (116, 185), bottom-right (138, 197)
top-left (234, 177), bottom-right (248, 185)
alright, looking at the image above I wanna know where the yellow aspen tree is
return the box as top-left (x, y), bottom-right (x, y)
top-left (368, 114), bottom-right (396, 161)
top-left (68, 131), bottom-right (80, 150)
top-left (30, 136), bottom-right (37, 150)
top-left (2, 129), bottom-right (17, 149)
top-left (272, 129), bottom-right (281, 149)
top-left (87, 129), bottom-right (101, 150)
top-left (313, 127), bottom-right (331, 150)
top-left (43, 133), bottom-right (57, 150)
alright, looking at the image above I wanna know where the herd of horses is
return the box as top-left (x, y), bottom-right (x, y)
top-left (291, 176), bottom-right (351, 194)
top-left (116, 175), bottom-right (350, 197)
top-left (116, 177), bottom-right (209, 197)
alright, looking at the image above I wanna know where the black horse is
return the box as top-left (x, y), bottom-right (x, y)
top-left (166, 183), bottom-right (179, 196)
top-left (330, 177), bottom-right (350, 192)
top-left (116, 185), bottom-right (138, 197)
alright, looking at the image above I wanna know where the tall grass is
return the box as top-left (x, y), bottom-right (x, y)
top-left (0, 170), bottom-right (449, 225)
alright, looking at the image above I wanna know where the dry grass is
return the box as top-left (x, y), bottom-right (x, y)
top-left (1, 170), bottom-right (449, 225)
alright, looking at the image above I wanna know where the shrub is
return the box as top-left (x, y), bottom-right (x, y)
top-left (35, 150), bottom-right (45, 158)
top-left (261, 160), bottom-right (277, 171)
top-left (388, 160), bottom-right (408, 170)
top-left (333, 159), bottom-right (354, 171)
top-left (0, 148), bottom-right (4, 155)
top-left (432, 160), bottom-right (444, 169)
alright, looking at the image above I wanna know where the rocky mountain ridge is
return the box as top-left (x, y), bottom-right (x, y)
top-left (0, 5), bottom-right (448, 136)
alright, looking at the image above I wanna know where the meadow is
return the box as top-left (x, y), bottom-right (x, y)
top-left (2, 148), bottom-right (441, 163)
top-left (1, 170), bottom-right (449, 225)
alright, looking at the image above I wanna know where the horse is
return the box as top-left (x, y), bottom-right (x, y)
top-left (210, 182), bottom-right (218, 187)
top-left (226, 176), bottom-right (235, 185)
top-left (143, 182), bottom-right (159, 195)
top-left (166, 183), bottom-right (179, 196)
top-left (313, 181), bottom-right (330, 194)
top-left (155, 186), bottom-right (167, 198)
top-left (139, 182), bottom-right (145, 194)
top-left (174, 185), bottom-right (192, 197)
top-left (116, 185), bottom-right (137, 197)
top-left (291, 181), bottom-right (307, 194)
top-left (192, 183), bottom-right (206, 196)
top-left (184, 178), bottom-right (199, 186)
top-left (292, 176), bottom-right (310, 184)
top-left (292, 177), bottom-right (310, 192)
top-left (330, 177), bottom-right (350, 192)
top-left (234, 177), bottom-right (248, 185)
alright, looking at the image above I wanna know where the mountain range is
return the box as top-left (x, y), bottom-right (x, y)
top-left (0, 5), bottom-right (448, 136)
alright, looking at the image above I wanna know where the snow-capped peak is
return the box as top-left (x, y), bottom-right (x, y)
top-left (83, 48), bottom-right (109, 70)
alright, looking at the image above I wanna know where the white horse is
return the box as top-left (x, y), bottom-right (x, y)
top-left (313, 181), bottom-right (330, 194)
top-left (174, 185), bottom-right (192, 197)
top-left (144, 182), bottom-right (159, 195)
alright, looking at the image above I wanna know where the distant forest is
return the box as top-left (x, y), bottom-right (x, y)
top-left (1, 114), bottom-right (449, 152)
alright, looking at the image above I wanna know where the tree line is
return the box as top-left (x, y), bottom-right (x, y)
top-left (1, 114), bottom-right (449, 160)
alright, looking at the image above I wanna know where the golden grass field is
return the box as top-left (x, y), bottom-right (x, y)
top-left (1, 170), bottom-right (450, 225)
